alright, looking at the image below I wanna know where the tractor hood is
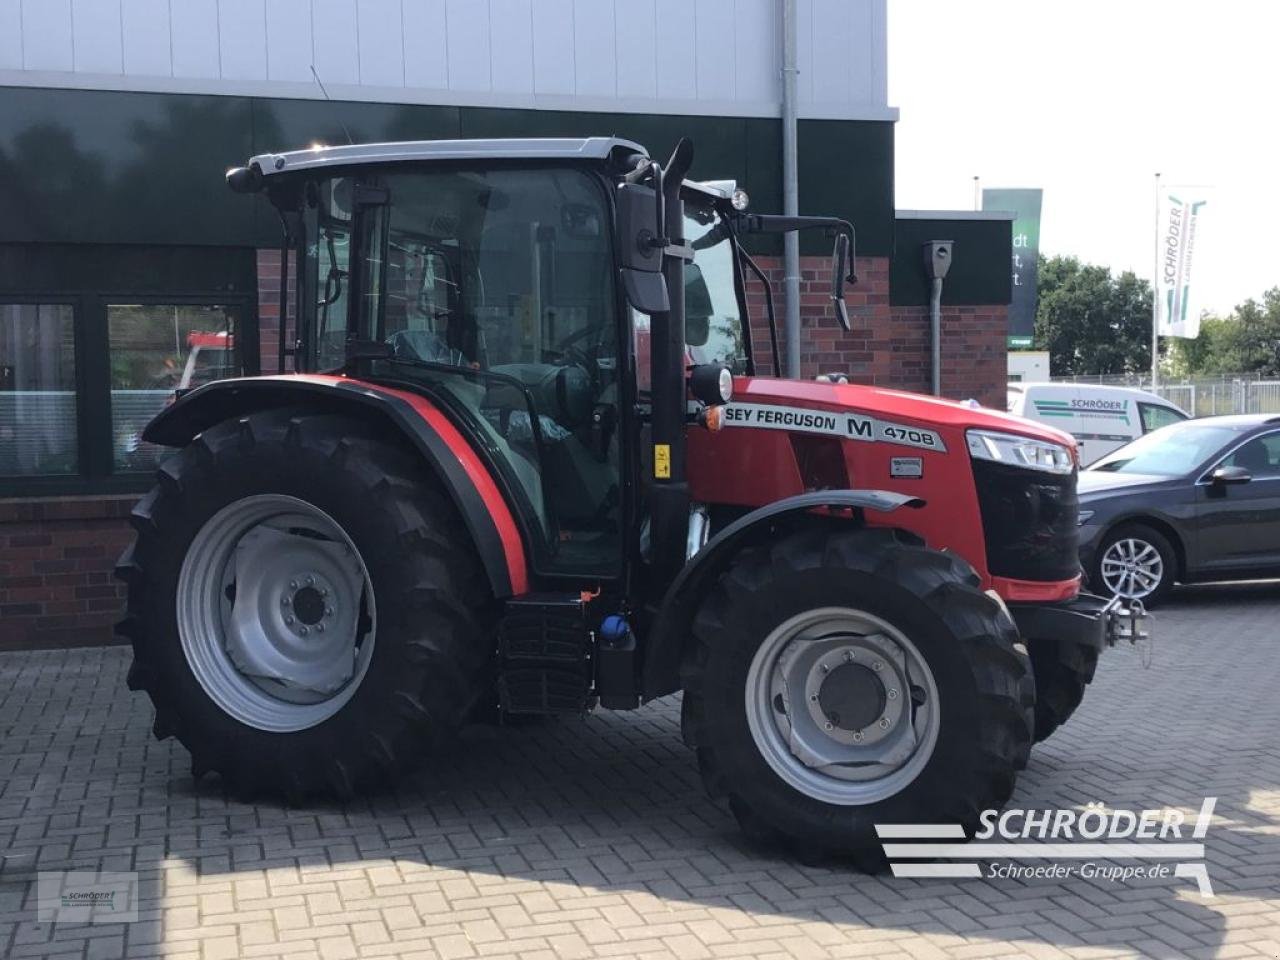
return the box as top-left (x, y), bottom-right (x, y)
top-left (731, 377), bottom-right (1077, 448)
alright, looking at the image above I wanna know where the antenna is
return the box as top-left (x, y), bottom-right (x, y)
top-left (309, 65), bottom-right (355, 146)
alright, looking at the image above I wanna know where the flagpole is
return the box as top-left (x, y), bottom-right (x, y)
top-left (1151, 172), bottom-right (1161, 389)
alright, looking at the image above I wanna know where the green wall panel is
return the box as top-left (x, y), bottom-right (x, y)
top-left (0, 86), bottom-right (896, 257)
top-left (890, 217), bottom-right (1012, 306)
top-left (0, 87), bottom-right (256, 245)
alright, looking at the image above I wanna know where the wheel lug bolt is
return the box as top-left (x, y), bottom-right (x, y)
top-left (879, 717), bottom-right (891, 729)
top-left (888, 689), bottom-right (899, 700)
top-left (844, 651), bottom-right (853, 662)
top-left (320, 588), bottom-right (328, 597)
top-left (289, 580), bottom-right (298, 589)
top-left (325, 607), bottom-right (333, 617)
top-left (316, 623), bottom-right (325, 633)
top-left (852, 731), bottom-right (863, 742)
top-left (305, 576), bottom-right (314, 586)
top-left (285, 616), bottom-right (294, 625)
top-left (872, 660), bottom-right (883, 671)
top-left (281, 596), bottom-right (290, 607)
top-left (809, 693), bottom-right (818, 702)
top-left (300, 626), bottom-right (308, 635)
top-left (821, 664), bottom-right (830, 673)
top-left (824, 721), bottom-right (834, 731)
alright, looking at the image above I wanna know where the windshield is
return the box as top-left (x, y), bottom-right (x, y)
top-left (1088, 421), bottom-right (1238, 476)
top-left (682, 200), bottom-right (747, 373)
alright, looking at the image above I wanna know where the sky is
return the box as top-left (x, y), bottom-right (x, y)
top-left (888, 0), bottom-right (1280, 315)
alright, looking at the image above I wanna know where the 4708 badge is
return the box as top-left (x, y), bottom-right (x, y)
top-left (722, 402), bottom-right (946, 452)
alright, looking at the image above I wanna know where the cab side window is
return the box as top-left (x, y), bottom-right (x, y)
top-left (1139, 403), bottom-right (1185, 433)
top-left (1224, 434), bottom-right (1280, 479)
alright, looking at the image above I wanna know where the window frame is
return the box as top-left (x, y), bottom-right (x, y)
top-left (1138, 401), bottom-right (1187, 434)
top-left (0, 289), bottom-right (255, 498)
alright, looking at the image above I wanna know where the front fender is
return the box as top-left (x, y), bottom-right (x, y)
top-left (640, 489), bottom-right (924, 700)
top-left (145, 375), bottom-right (529, 598)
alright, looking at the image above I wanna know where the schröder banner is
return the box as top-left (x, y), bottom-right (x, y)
top-left (1156, 187), bottom-right (1210, 339)
top-left (982, 188), bottom-right (1042, 350)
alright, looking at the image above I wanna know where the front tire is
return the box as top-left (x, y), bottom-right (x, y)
top-left (1092, 523), bottom-right (1176, 606)
top-left (682, 526), bottom-right (1034, 862)
top-left (1028, 633), bottom-right (1101, 742)
top-left (116, 410), bottom-right (493, 800)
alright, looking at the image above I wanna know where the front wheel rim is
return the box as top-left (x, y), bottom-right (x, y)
top-left (176, 494), bottom-right (376, 733)
top-left (745, 607), bottom-right (941, 806)
top-left (1100, 538), bottom-right (1164, 599)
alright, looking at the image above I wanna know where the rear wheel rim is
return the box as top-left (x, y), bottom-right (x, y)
top-left (1100, 537), bottom-right (1164, 600)
top-left (744, 607), bottom-right (941, 806)
top-left (176, 494), bottom-right (376, 733)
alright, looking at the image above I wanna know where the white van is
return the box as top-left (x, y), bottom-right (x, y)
top-left (1007, 382), bottom-right (1189, 466)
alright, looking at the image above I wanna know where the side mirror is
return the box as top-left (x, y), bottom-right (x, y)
top-left (830, 232), bottom-right (851, 332)
top-left (616, 182), bottom-right (669, 314)
top-left (1209, 465), bottom-right (1252, 485)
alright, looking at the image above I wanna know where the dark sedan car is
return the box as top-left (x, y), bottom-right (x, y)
top-left (1077, 414), bottom-right (1280, 604)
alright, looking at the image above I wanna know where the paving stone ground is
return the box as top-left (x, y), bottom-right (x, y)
top-left (2, 581), bottom-right (1279, 960)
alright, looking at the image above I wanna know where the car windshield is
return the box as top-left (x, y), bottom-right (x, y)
top-left (1088, 421), bottom-right (1240, 477)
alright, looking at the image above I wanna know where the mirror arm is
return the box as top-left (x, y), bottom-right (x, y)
top-left (739, 247), bottom-right (782, 375)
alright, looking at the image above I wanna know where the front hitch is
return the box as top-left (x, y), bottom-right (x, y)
top-left (1103, 595), bottom-right (1148, 647)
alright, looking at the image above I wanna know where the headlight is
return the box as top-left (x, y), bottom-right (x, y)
top-left (966, 429), bottom-right (1073, 475)
top-left (1077, 510), bottom-right (1095, 526)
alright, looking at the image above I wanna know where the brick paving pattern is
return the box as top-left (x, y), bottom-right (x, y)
top-left (2, 582), bottom-right (1278, 959)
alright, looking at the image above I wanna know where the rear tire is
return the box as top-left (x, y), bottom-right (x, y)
top-left (1028, 633), bottom-right (1101, 742)
top-left (116, 409), bottom-right (494, 800)
top-left (682, 525), bottom-right (1034, 863)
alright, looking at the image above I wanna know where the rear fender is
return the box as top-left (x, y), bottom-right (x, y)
top-left (641, 489), bottom-right (924, 700)
top-left (144, 375), bottom-right (528, 597)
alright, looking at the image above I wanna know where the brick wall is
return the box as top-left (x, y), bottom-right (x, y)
top-left (746, 255), bottom-right (1008, 409)
top-left (0, 496), bottom-right (134, 650)
top-left (256, 249), bottom-right (296, 375)
top-left (0, 253), bottom-right (1007, 652)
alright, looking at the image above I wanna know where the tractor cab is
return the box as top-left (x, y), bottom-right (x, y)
top-left (233, 138), bottom-right (850, 585)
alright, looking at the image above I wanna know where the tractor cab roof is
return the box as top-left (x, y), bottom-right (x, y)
top-left (242, 136), bottom-right (645, 181)
top-left (228, 137), bottom-right (734, 201)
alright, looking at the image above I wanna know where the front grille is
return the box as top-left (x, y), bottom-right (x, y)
top-left (972, 460), bottom-right (1080, 581)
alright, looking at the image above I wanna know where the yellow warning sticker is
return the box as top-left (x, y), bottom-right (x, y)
top-left (654, 443), bottom-right (671, 479)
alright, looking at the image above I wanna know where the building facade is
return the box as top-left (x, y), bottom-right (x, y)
top-left (0, 0), bottom-right (1011, 649)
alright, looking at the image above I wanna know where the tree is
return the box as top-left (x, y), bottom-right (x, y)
top-left (1167, 288), bottom-right (1280, 378)
top-left (1033, 256), bottom-right (1154, 376)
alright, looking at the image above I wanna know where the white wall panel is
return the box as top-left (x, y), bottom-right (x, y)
top-left (810, 0), bottom-right (850, 107)
top-left (219, 0), bottom-right (268, 81)
top-left (0, 0), bottom-right (891, 120)
top-left (265, 0), bottom-right (313, 82)
top-left (22, 0), bottom-right (74, 72)
top-left (0, 0), bottom-right (24, 70)
top-left (489, 0), bottom-right (533, 95)
top-left (312, 0), bottom-right (360, 85)
top-left (653, 0), bottom-right (694, 100)
top-left (170, 0), bottom-right (220, 78)
top-left (613, 0), bottom-right (656, 100)
top-left (530, 0), bottom-right (572, 95)
top-left (401, 0), bottom-right (447, 90)
top-left (72, 0), bottom-right (123, 74)
top-left (733, 0), bottom-right (775, 105)
top-left (357, 0), bottom-right (404, 87)
top-left (572, 0), bottom-right (614, 96)
top-left (121, 0), bottom-right (172, 77)
top-left (445, 0), bottom-right (490, 91)
top-left (693, 0), bottom-right (734, 100)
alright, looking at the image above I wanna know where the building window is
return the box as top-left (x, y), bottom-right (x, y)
top-left (0, 303), bottom-right (77, 476)
top-left (108, 303), bottom-right (240, 472)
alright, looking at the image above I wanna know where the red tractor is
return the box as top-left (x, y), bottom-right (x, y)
top-left (117, 137), bottom-right (1145, 858)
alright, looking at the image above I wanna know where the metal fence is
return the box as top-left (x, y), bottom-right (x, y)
top-left (1049, 373), bottom-right (1280, 418)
